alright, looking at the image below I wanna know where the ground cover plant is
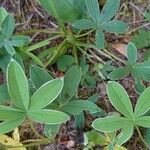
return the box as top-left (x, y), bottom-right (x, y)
top-left (0, 0), bottom-right (150, 149)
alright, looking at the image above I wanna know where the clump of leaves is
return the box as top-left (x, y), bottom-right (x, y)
top-left (108, 42), bottom-right (150, 93)
top-left (73, 0), bottom-right (128, 48)
top-left (92, 81), bottom-right (150, 148)
top-left (0, 60), bottom-right (69, 134)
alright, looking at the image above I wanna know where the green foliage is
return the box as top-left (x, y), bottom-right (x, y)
top-left (0, 60), bottom-right (69, 134)
top-left (73, 0), bottom-right (128, 48)
top-left (108, 43), bottom-right (150, 93)
top-left (92, 81), bottom-right (150, 145)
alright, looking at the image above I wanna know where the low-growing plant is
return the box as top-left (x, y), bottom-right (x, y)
top-left (108, 42), bottom-right (150, 93)
top-left (0, 59), bottom-right (69, 135)
top-left (92, 81), bottom-right (150, 148)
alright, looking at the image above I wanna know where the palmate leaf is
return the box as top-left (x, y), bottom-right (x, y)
top-left (28, 109), bottom-right (69, 124)
top-left (0, 117), bottom-right (25, 134)
top-left (73, 19), bottom-right (96, 30)
top-left (101, 21), bottom-right (128, 33)
top-left (60, 100), bottom-right (101, 115)
top-left (30, 65), bottom-right (53, 89)
top-left (29, 79), bottom-right (64, 109)
top-left (99, 0), bottom-right (120, 23)
top-left (92, 116), bottom-right (129, 132)
top-left (0, 105), bottom-right (25, 121)
top-left (134, 86), bottom-right (150, 117)
top-left (7, 60), bottom-right (30, 111)
top-left (86, 0), bottom-right (100, 24)
top-left (107, 82), bottom-right (134, 119)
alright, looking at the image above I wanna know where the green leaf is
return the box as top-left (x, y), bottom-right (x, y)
top-left (30, 65), bottom-right (53, 89)
top-left (38, 0), bottom-right (82, 23)
top-left (44, 124), bottom-right (60, 138)
top-left (95, 29), bottom-right (104, 49)
top-left (115, 124), bottom-right (134, 145)
top-left (135, 116), bottom-right (150, 128)
top-left (0, 105), bottom-right (25, 121)
top-left (73, 19), bottom-right (96, 30)
top-left (86, 131), bottom-right (107, 145)
top-left (99, 0), bottom-right (120, 23)
top-left (0, 7), bottom-right (8, 28)
top-left (0, 84), bottom-right (10, 104)
top-left (135, 80), bottom-right (145, 94)
top-left (1, 14), bottom-right (15, 38)
top-left (86, 0), bottom-right (100, 24)
top-left (28, 109), bottom-right (69, 124)
top-left (4, 41), bottom-right (16, 56)
top-left (101, 21), bottom-right (128, 33)
top-left (61, 66), bottom-right (82, 104)
top-left (134, 86), bottom-right (150, 117)
top-left (127, 42), bottom-right (137, 64)
top-left (92, 116), bottom-right (129, 132)
top-left (134, 62), bottom-right (150, 81)
top-left (0, 117), bottom-right (25, 134)
top-left (145, 128), bottom-right (150, 146)
top-left (87, 94), bottom-right (100, 103)
top-left (108, 66), bottom-right (131, 80)
top-left (10, 35), bottom-right (30, 47)
top-left (29, 79), bottom-right (63, 109)
top-left (57, 55), bottom-right (75, 72)
top-left (7, 60), bottom-right (29, 111)
top-left (107, 81), bottom-right (134, 119)
top-left (61, 100), bottom-right (101, 115)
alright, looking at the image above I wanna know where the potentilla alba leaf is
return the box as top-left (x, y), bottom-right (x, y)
top-left (107, 81), bottom-right (134, 119)
top-left (101, 21), bottom-right (128, 33)
top-left (4, 41), bottom-right (15, 56)
top-left (0, 7), bottom-right (8, 28)
top-left (115, 124), bottom-right (134, 145)
top-left (30, 65), bottom-right (53, 89)
top-left (0, 105), bottom-right (26, 121)
top-left (92, 116), bottom-right (129, 132)
top-left (29, 79), bottom-right (64, 109)
top-left (86, 0), bottom-right (100, 24)
top-left (135, 116), bottom-right (150, 128)
top-left (127, 43), bottom-right (137, 64)
top-left (60, 100), bottom-right (101, 115)
top-left (134, 86), bottom-right (150, 117)
top-left (28, 109), bottom-right (69, 124)
top-left (0, 117), bottom-right (25, 134)
top-left (99, 0), bottom-right (120, 23)
top-left (73, 19), bottom-right (96, 30)
top-left (7, 60), bottom-right (30, 111)
top-left (1, 14), bottom-right (15, 38)
top-left (95, 29), bottom-right (104, 49)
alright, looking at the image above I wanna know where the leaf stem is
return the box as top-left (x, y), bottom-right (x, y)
top-left (136, 126), bottom-right (149, 150)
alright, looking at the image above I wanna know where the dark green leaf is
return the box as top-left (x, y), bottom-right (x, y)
top-left (95, 29), bottom-right (104, 49)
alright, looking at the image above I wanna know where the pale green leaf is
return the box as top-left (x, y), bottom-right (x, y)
top-left (99, 0), bottom-right (120, 23)
top-left (29, 79), bottom-right (63, 109)
top-left (134, 86), bottom-right (150, 117)
top-left (86, 0), bottom-right (100, 24)
top-left (0, 117), bottom-right (25, 134)
top-left (7, 60), bottom-right (30, 111)
top-left (4, 41), bottom-right (15, 56)
top-left (28, 109), bottom-right (69, 124)
top-left (92, 116), bottom-right (129, 132)
top-left (135, 116), bottom-right (150, 128)
top-left (73, 19), bottom-right (96, 30)
top-left (0, 7), bottom-right (8, 27)
top-left (107, 82), bottom-right (133, 119)
top-left (95, 29), bottom-right (104, 49)
top-left (30, 65), bottom-right (53, 89)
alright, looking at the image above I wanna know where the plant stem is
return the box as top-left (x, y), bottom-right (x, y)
top-left (136, 126), bottom-right (149, 150)
top-left (75, 29), bottom-right (94, 38)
